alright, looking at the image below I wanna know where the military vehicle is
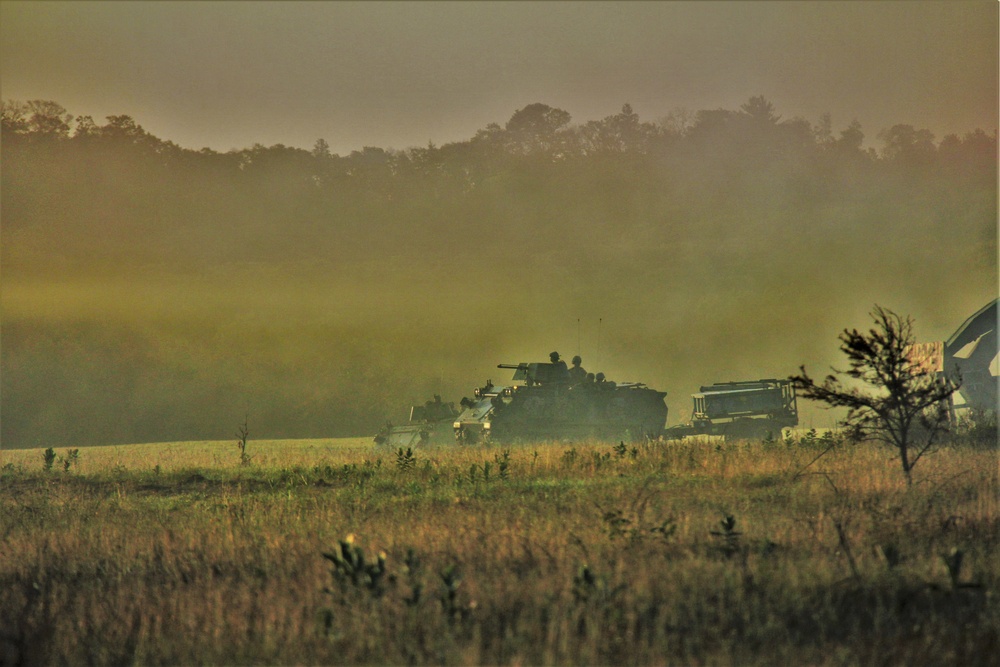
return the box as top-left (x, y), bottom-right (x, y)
top-left (665, 379), bottom-right (798, 441)
top-left (373, 364), bottom-right (797, 446)
top-left (452, 360), bottom-right (668, 444)
top-left (374, 395), bottom-right (459, 448)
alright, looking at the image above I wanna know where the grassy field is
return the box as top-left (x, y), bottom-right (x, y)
top-left (1, 435), bottom-right (997, 665)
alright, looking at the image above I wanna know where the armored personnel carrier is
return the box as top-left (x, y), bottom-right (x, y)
top-left (452, 360), bottom-right (668, 444)
top-left (374, 395), bottom-right (459, 448)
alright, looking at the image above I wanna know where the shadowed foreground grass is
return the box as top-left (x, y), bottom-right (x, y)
top-left (1, 437), bottom-right (997, 665)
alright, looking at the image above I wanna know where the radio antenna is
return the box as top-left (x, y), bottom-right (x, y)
top-left (597, 317), bottom-right (603, 370)
top-left (577, 318), bottom-right (581, 356)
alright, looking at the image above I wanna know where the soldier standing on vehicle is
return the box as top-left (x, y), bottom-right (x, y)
top-left (568, 355), bottom-right (587, 384)
top-left (549, 351), bottom-right (570, 383)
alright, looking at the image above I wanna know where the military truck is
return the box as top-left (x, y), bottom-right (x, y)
top-left (452, 360), bottom-right (668, 444)
top-left (665, 379), bottom-right (798, 441)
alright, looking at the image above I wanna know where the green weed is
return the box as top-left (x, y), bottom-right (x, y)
top-left (42, 447), bottom-right (56, 472)
top-left (396, 447), bottom-right (416, 472)
top-left (494, 449), bottom-right (511, 480)
top-left (62, 449), bottom-right (80, 472)
top-left (710, 514), bottom-right (743, 559)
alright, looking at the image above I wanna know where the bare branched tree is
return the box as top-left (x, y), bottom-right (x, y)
top-left (236, 415), bottom-right (252, 467)
top-left (791, 306), bottom-right (960, 487)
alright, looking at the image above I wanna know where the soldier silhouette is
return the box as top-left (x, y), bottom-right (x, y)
top-left (549, 351), bottom-right (570, 383)
top-left (568, 355), bottom-right (587, 384)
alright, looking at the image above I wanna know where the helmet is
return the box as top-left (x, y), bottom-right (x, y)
top-left (549, 351), bottom-right (560, 362)
top-left (572, 355), bottom-right (582, 365)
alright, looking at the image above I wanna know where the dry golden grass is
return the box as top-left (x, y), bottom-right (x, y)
top-left (0, 437), bottom-right (372, 473)
top-left (1, 436), bottom-right (997, 665)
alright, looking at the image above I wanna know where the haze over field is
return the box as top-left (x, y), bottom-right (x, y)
top-left (1, 1), bottom-right (997, 448)
top-left (3, 1), bottom-right (996, 155)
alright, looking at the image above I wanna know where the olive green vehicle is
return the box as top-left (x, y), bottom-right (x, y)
top-left (374, 370), bottom-right (797, 446)
top-left (664, 379), bottom-right (798, 441)
top-left (373, 395), bottom-right (460, 448)
top-left (451, 360), bottom-right (668, 445)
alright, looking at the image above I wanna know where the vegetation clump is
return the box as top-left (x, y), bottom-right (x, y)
top-left (793, 305), bottom-right (961, 486)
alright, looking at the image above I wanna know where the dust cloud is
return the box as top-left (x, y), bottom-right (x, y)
top-left (1, 99), bottom-right (996, 447)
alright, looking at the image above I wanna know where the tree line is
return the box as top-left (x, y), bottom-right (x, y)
top-left (3, 95), bottom-right (994, 273)
top-left (3, 96), bottom-right (995, 166)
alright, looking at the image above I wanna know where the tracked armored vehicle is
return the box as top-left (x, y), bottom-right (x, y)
top-left (374, 395), bottom-right (459, 448)
top-left (452, 360), bottom-right (668, 444)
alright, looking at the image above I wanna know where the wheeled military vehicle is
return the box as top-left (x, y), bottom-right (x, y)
top-left (452, 360), bottom-right (668, 444)
top-left (665, 379), bottom-right (798, 441)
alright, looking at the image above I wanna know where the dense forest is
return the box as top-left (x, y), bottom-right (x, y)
top-left (2, 98), bottom-right (996, 448)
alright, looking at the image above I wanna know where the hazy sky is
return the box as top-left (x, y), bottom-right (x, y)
top-left (2, 1), bottom-right (997, 155)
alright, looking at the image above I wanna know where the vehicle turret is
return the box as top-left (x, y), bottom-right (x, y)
top-left (498, 362), bottom-right (570, 386)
